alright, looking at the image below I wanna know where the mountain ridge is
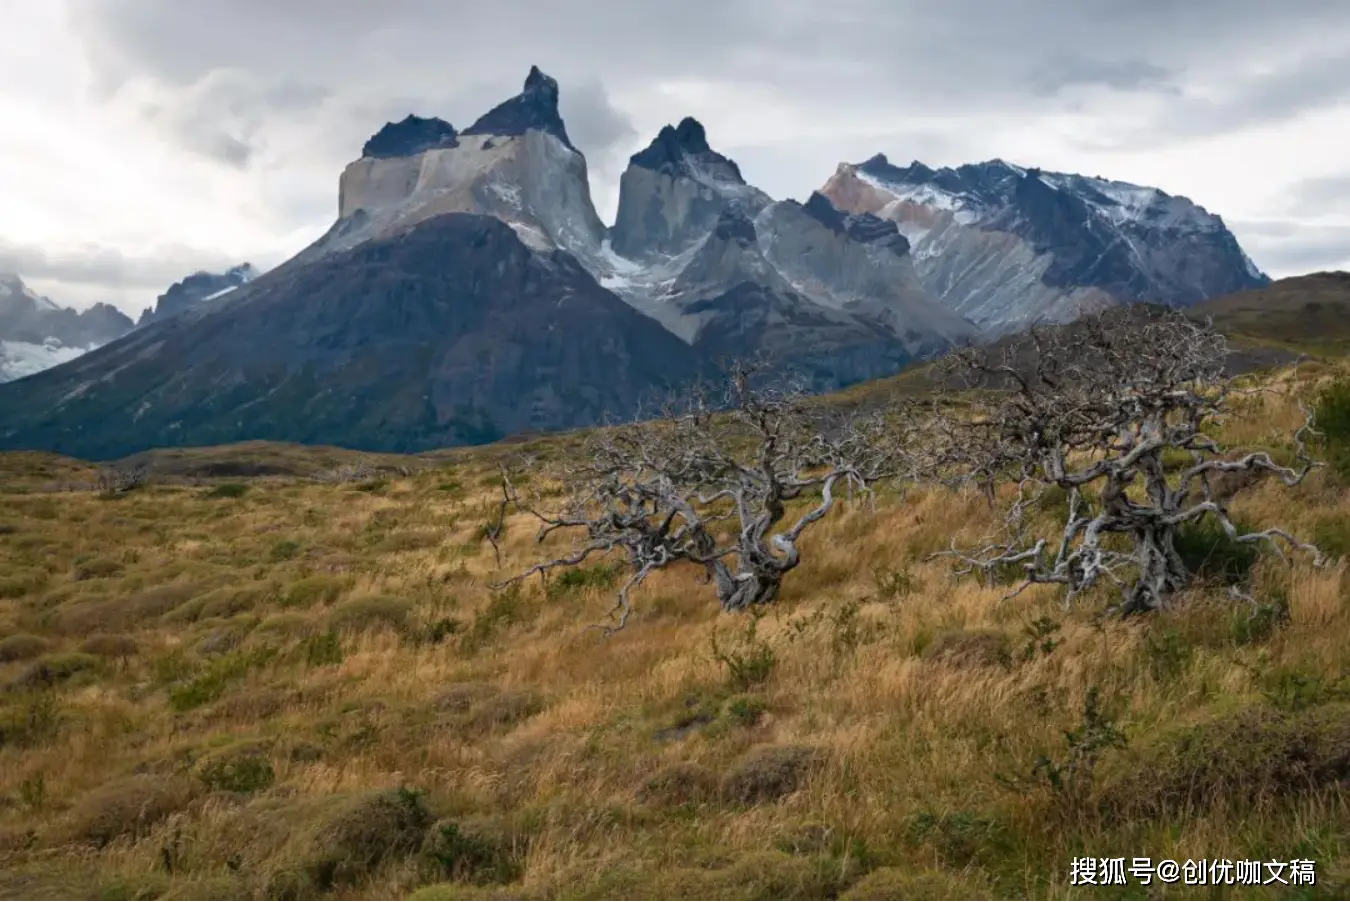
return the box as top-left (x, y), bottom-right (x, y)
top-left (0, 66), bottom-right (1271, 457)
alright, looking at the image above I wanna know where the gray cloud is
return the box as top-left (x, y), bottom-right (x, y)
top-left (24, 0), bottom-right (1350, 309)
top-left (1232, 220), bottom-right (1350, 274)
top-left (1285, 174), bottom-right (1350, 216)
top-left (0, 237), bottom-right (248, 292)
top-left (1028, 57), bottom-right (1177, 96)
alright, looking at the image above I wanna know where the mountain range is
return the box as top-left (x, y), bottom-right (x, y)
top-left (0, 66), bottom-right (1268, 459)
top-left (0, 275), bottom-right (134, 383)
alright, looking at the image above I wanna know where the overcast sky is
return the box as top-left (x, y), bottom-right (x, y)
top-left (3, 0), bottom-right (1348, 314)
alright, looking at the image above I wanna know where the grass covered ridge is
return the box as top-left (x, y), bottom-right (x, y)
top-left (0, 367), bottom-right (1349, 899)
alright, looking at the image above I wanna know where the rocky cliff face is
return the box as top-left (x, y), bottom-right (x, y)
top-left (313, 68), bottom-right (606, 270)
top-left (598, 121), bottom-right (978, 382)
top-left (0, 275), bottom-right (135, 383)
top-left (820, 155), bottom-right (1268, 335)
top-left (137, 264), bottom-right (258, 326)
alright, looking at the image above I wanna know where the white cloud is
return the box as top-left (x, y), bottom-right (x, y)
top-left (0, 0), bottom-right (1346, 313)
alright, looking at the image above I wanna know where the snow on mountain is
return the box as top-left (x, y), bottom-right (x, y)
top-left (0, 338), bottom-right (92, 382)
top-left (0, 274), bottom-right (134, 382)
top-left (823, 155), bottom-right (1268, 335)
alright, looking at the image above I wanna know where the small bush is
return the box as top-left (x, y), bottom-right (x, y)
top-left (1315, 377), bottom-right (1350, 482)
top-left (283, 574), bottom-right (347, 608)
top-left (722, 745), bottom-right (821, 804)
top-left (78, 634), bottom-right (140, 660)
top-left (546, 562), bottom-right (621, 598)
top-left (0, 568), bottom-right (48, 599)
top-left (711, 613), bottom-right (776, 690)
top-left (203, 483), bottom-right (250, 499)
top-left (460, 589), bottom-right (527, 653)
top-left (0, 633), bottom-right (49, 663)
top-left (196, 743), bottom-right (276, 794)
top-left (269, 539), bottom-right (302, 561)
top-left (1173, 516), bottom-right (1260, 585)
top-left (423, 817), bottom-right (525, 885)
top-left (255, 612), bottom-right (318, 640)
top-left (12, 652), bottom-right (102, 689)
top-left (1103, 703), bottom-right (1350, 818)
top-left (167, 649), bottom-right (272, 712)
top-left (305, 787), bottom-right (434, 891)
top-left (329, 594), bottom-right (413, 634)
top-left (72, 557), bottom-right (123, 581)
top-left (63, 775), bottom-right (195, 847)
top-left (304, 629), bottom-right (345, 667)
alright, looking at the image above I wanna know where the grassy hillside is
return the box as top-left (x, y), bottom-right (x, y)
top-left (1194, 271), bottom-right (1350, 354)
top-left (1, 363), bottom-right (1349, 899)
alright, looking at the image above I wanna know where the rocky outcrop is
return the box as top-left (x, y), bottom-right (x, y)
top-left (610, 117), bottom-right (771, 259)
top-left (362, 115), bottom-right (459, 158)
top-left (820, 155), bottom-right (1268, 335)
top-left (137, 264), bottom-right (258, 326)
top-left (319, 67), bottom-right (605, 267)
top-left (462, 65), bottom-right (573, 150)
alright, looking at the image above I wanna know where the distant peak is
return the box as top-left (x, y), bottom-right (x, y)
top-left (463, 65), bottom-right (573, 150)
top-left (629, 116), bottom-right (744, 182)
top-left (362, 114), bottom-right (459, 159)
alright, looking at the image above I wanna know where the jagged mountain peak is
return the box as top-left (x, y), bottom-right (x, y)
top-left (799, 192), bottom-right (909, 255)
top-left (463, 65), bottom-right (572, 150)
top-left (138, 263), bottom-right (259, 326)
top-left (362, 114), bottom-right (459, 159)
top-left (629, 116), bottom-right (746, 184)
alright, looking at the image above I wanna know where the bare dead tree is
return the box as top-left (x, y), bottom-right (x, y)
top-left (933, 307), bottom-right (1324, 615)
top-left (494, 363), bottom-right (913, 632)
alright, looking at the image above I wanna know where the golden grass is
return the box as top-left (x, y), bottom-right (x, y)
top-left (1, 368), bottom-right (1349, 899)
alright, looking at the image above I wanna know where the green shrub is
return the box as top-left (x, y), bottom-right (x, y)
top-left (423, 818), bottom-right (525, 885)
top-left (167, 648), bottom-right (272, 711)
top-left (304, 629), bottom-right (345, 667)
top-left (1173, 516), bottom-right (1259, 585)
top-left (1315, 377), bottom-right (1350, 481)
top-left (203, 483), bottom-right (249, 499)
top-left (304, 787), bottom-right (434, 891)
top-left (269, 539), bottom-right (302, 561)
top-left (546, 562), bottom-right (621, 598)
top-left (196, 743), bottom-right (276, 794)
top-left (0, 633), bottom-right (49, 663)
top-left (284, 574), bottom-right (347, 608)
top-left (329, 595), bottom-right (413, 634)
